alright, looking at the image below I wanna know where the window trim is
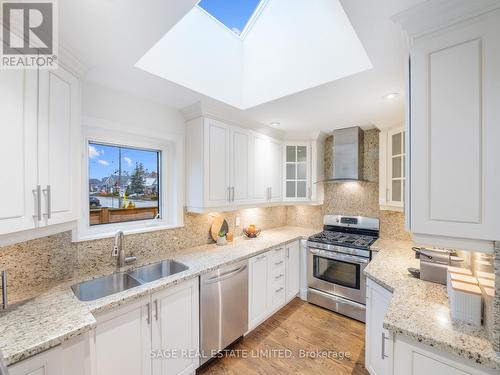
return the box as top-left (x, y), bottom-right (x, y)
top-left (73, 126), bottom-right (184, 242)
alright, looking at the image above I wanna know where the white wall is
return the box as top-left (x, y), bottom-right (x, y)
top-left (135, 6), bottom-right (244, 109)
top-left (242, 0), bottom-right (372, 108)
top-left (82, 81), bottom-right (186, 136)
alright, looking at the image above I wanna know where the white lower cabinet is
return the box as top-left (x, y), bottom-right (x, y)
top-left (152, 278), bottom-right (199, 375)
top-left (285, 241), bottom-right (300, 302)
top-left (93, 278), bottom-right (199, 375)
top-left (248, 252), bottom-right (270, 330)
top-left (93, 296), bottom-right (152, 375)
top-left (9, 334), bottom-right (90, 375)
top-left (248, 241), bottom-right (300, 331)
top-left (393, 335), bottom-right (497, 375)
top-left (365, 278), bottom-right (393, 375)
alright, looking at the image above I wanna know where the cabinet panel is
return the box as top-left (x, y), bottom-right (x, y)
top-left (249, 253), bottom-right (269, 329)
top-left (428, 40), bottom-right (481, 223)
top-left (285, 241), bottom-right (300, 302)
top-left (409, 11), bottom-right (500, 247)
top-left (95, 299), bottom-right (151, 375)
top-left (251, 135), bottom-right (269, 202)
top-left (268, 139), bottom-right (282, 201)
top-left (0, 69), bottom-right (38, 234)
top-left (153, 278), bottom-right (199, 375)
top-left (204, 119), bottom-right (230, 206)
top-left (365, 279), bottom-right (393, 375)
top-left (38, 67), bottom-right (80, 226)
top-left (231, 129), bottom-right (250, 203)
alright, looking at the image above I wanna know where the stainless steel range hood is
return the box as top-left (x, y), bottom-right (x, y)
top-left (322, 126), bottom-right (364, 183)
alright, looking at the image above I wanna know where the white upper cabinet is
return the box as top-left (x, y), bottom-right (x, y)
top-left (0, 65), bottom-right (80, 237)
top-left (230, 128), bottom-right (251, 204)
top-left (283, 143), bottom-right (311, 201)
top-left (395, 3), bottom-right (500, 251)
top-left (0, 69), bottom-right (38, 235)
top-left (186, 117), bottom-right (253, 211)
top-left (38, 67), bottom-right (80, 226)
top-left (379, 127), bottom-right (405, 211)
top-left (268, 138), bottom-right (283, 202)
top-left (204, 118), bottom-right (231, 207)
top-left (250, 133), bottom-right (270, 203)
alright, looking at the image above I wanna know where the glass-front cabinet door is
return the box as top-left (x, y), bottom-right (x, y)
top-left (284, 143), bottom-right (310, 201)
top-left (379, 127), bottom-right (405, 211)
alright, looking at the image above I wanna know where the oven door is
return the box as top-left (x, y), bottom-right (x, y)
top-left (307, 247), bottom-right (368, 304)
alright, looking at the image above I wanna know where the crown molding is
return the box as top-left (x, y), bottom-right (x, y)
top-left (391, 0), bottom-right (500, 40)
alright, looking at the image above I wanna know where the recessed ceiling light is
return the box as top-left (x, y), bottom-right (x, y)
top-left (382, 93), bottom-right (400, 101)
top-left (270, 122), bottom-right (280, 127)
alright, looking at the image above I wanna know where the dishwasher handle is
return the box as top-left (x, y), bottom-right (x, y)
top-left (204, 265), bottom-right (247, 284)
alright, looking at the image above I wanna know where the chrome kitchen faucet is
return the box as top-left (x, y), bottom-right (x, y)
top-left (111, 231), bottom-right (137, 268)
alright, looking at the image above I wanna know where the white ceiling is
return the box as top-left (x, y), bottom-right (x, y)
top-left (59, 0), bottom-right (425, 135)
top-left (136, 0), bottom-right (372, 110)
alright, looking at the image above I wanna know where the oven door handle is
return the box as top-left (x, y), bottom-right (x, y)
top-left (308, 248), bottom-right (369, 264)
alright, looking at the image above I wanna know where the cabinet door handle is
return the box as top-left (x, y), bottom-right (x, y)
top-left (231, 186), bottom-right (235, 202)
top-left (33, 185), bottom-right (42, 221)
top-left (381, 332), bottom-right (389, 359)
top-left (154, 300), bottom-right (158, 321)
top-left (43, 185), bottom-right (51, 219)
top-left (146, 303), bottom-right (151, 325)
top-left (228, 187), bottom-right (231, 202)
top-left (286, 248), bottom-right (290, 258)
top-left (269, 187), bottom-right (272, 200)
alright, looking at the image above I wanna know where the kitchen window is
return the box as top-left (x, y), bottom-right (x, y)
top-left (74, 127), bottom-right (184, 242)
top-left (88, 142), bottom-right (161, 226)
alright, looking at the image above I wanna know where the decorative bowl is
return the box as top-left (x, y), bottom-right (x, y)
top-left (243, 227), bottom-right (261, 238)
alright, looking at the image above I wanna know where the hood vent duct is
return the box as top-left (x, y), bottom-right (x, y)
top-left (323, 126), bottom-right (365, 183)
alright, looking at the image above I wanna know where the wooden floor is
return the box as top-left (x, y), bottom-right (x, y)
top-left (197, 298), bottom-right (368, 375)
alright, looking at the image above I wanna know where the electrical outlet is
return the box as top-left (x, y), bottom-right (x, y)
top-left (235, 216), bottom-right (240, 227)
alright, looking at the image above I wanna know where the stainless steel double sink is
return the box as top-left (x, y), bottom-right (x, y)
top-left (71, 260), bottom-right (188, 302)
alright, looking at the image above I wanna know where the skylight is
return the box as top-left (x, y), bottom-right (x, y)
top-left (197, 0), bottom-right (262, 36)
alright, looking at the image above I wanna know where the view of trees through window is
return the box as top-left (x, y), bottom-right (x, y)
top-left (88, 142), bottom-right (161, 226)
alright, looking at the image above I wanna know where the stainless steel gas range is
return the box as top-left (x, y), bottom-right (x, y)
top-left (307, 215), bottom-right (379, 322)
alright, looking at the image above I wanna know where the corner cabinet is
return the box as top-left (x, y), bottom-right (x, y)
top-left (93, 278), bottom-right (199, 375)
top-left (379, 128), bottom-right (405, 212)
top-left (0, 65), bottom-right (81, 237)
top-left (395, 2), bottom-right (500, 251)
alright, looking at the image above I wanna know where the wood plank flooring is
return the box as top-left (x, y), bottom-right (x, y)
top-left (197, 298), bottom-right (369, 375)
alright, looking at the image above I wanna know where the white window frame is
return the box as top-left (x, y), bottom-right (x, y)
top-left (73, 126), bottom-right (184, 242)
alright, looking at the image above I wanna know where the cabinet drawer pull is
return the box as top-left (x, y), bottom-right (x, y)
top-left (43, 185), bottom-right (51, 219)
top-left (256, 254), bottom-right (266, 261)
top-left (275, 287), bottom-right (284, 293)
top-left (275, 260), bottom-right (284, 266)
top-left (275, 274), bottom-right (284, 280)
top-left (381, 332), bottom-right (389, 359)
top-left (33, 185), bottom-right (42, 221)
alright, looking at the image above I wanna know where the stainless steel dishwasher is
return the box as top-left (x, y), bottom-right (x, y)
top-left (200, 260), bottom-right (248, 365)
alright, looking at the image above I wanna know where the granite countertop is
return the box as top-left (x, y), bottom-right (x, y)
top-left (0, 226), bottom-right (319, 367)
top-left (365, 238), bottom-right (499, 370)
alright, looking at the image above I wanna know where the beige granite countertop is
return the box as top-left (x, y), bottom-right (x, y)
top-left (365, 238), bottom-right (500, 370)
top-left (0, 226), bottom-right (318, 366)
